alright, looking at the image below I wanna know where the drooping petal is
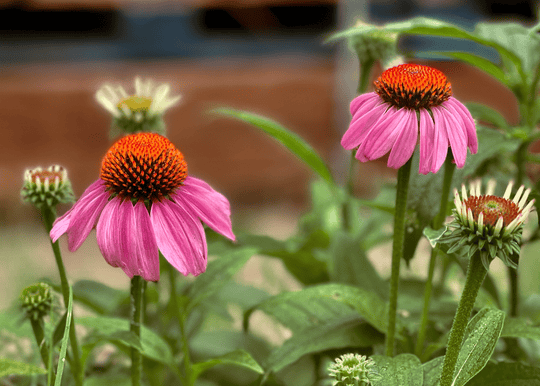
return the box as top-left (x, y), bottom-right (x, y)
top-left (357, 106), bottom-right (407, 162)
top-left (387, 109), bottom-right (418, 168)
top-left (418, 109), bottom-right (435, 174)
top-left (151, 199), bottom-right (207, 276)
top-left (439, 105), bottom-right (467, 168)
top-left (430, 107), bottom-right (450, 173)
top-left (60, 180), bottom-right (109, 251)
top-left (150, 84), bottom-right (170, 113)
top-left (172, 176), bottom-right (235, 241)
top-left (133, 202), bottom-right (159, 281)
top-left (446, 97), bottom-right (477, 154)
top-left (95, 89), bottom-right (121, 117)
top-left (341, 103), bottom-right (388, 150)
top-left (96, 197), bottom-right (130, 273)
top-left (50, 209), bottom-right (73, 243)
top-left (350, 92), bottom-right (380, 116)
top-left (350, 94), bottom-right (384, 125)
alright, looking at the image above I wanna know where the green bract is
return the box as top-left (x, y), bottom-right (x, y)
top-left (21, 165), bottom-right (74, 210)
top-left (439, 180), bottom-right (535, 270)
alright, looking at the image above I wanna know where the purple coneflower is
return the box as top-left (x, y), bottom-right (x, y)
top-left (50, 133), bottom-right (235, 281)
top-left (341, 63), bottom-right (478, 174)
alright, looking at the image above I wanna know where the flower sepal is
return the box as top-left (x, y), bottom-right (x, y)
top-left (21, 165), bottom-right (74, 210)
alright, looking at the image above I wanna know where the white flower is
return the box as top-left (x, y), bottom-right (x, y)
top-left (95, 77), bottom-right (181, 118)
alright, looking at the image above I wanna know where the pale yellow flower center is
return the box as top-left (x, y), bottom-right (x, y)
top-left (118, 96), bottom-right (153, 112)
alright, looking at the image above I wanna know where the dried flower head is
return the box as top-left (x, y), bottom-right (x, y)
top-left (440, 180), bottom-right (535, 269)
top-left (21, 165), bottom-right (74, 209)
top-left (328, 353), bottom-right (381, 386)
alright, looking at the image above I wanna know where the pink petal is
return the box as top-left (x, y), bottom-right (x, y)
top-left (350, 92), bottom-right (379, 115)
top-left (151, 199), bottom-right (207, 276)
top-left (133, 201), bottom-right (159, 281)
top-left (387, 109), bottom-right (418, 169)
top-left (357, 107), bottom-right (406, 162)
top-left (172, 176), bottom-right (235, 241)
top-left (341, 103), bottom-right (388, 150)
top-left (430, 107), bottom-right (450, 173)
top-left (418, 109), bottom-right (435, 174)
top-left (96, 197), bottom-right (129, 273)
top-left (446, 98), bottom-right (477, 153)
top-left (350, 93), bottom-right (382, 124)
top-left (50, 209), bottom-right (73, 243)
top-left (440, 106), bottom-right (467, 168)
top-left (60, 180), bottom-right (109, 251)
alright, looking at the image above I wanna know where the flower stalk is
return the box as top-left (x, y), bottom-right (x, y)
top-left (130, 276), bottom-right (144, 386)
top-left (385, 158), bottom-right (412, 357)
top-left (41, 207), bottom-right (83, 386)
top-left (440, 253), bottom-right (488, 386)
top-left (415, 156), bottom-right (455, 357)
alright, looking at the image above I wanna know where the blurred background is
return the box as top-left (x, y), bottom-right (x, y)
top-left (0, 0), bottom-right (537, 309)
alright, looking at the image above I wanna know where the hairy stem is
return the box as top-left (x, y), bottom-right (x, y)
top-left (130, 276), bottom-right (144, 386)
top-left (440, 254), bottom-right (488, 386)
top-left (385, 159), bottom-right (412, 357)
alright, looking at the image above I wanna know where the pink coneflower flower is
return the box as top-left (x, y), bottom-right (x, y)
top-left (341, 64), bottom-right (478, 174)
top-left (50, 133), bottom-right (235, 281)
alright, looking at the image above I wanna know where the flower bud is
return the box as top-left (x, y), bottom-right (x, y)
top-left (20, 283), bottom-right (53, 321)
top-left (21, 165), bottom-right (74, 210)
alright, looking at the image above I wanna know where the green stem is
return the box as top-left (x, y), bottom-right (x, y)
top-left (130, 276), bottom-right (144, 386)
top-left (440, 254), bottom-right (488, 386)
top-left (169, 267), bottom-right (192, 386)
top-left (358, 58), bottom-right (375, 94)
top-left (415, 158), bottom-right (455, 357)
top-left (30, 318), bottom-right (56, 385)
top-left (41, 207), bottom-right (83, 386)
top-left (385, 158), bottom-right (412, 357)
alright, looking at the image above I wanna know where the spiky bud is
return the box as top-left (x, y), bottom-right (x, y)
top-left (348, 20), bottom-right (399, 67)
top-left (328, 353), bottom-right (381, 386)
top-left (439, 180), bottom-right (535, 270)
top-left (20, 283), bottom-right (53, 321)
top-left (21, 165), bottom-right (74, 210)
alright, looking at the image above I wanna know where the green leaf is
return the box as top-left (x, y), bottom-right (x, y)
top-left (187, 247), bottom-right (258, 313)
top-left (72, 280), bottom-right (128, 315)
top-left (438, 52), bottom-right (507, 85)
top-left (84, 376), bottom-right (131, 386)
top-left (55, 286), bottom-right (73, 386)
top-left (211, 108), bottom-right (334, 185)
top-left (191, 350), bottom-right (264, 383)
top-left (237, 232), bottom-right (330, 285)
top-left (371, 354), bottom-right (423, 386)
top-left (328, 231), bottom-right (388, 299)
top-left (501, 317), bottom-right (540, 340)
top-left (423, 226), bottom-right (447, 248)
top-left (77, 316), bottom-right (175, 368)
top-left (451, 307), bottom-right (505, 386)
top-left (245, 283), bottom-right (388, 334)
top-left (466, 102), bottom-right (510, 130)
top-left (422, 356), bottom-right (444, 386)
top-left (467, 361), bottom-right (540, 385)
top-left (266, 317), bottom-right (383, 373)
top-left (0, 358), bottom-right (47, 377)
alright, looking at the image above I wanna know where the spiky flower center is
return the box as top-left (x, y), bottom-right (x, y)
top-left (100, 133), bottom-right (187, 202)
top-left (374, 64), bottom-right (452, 109)
top-left (118, 96), bottom-right (152, 112)
top-left (464, 195), bottom-right (520, 227)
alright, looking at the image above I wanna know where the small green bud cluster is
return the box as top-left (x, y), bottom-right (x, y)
top-left (439, 180), bottom-right (535, 270)
top-left (21, 165), bottom-right (74, 209)
top-left (328, 353), bottom-right (381, 386)
top-left (348, 21), bottom-right (399, 67)
top-left (20, 283), bottom-right (53, 321)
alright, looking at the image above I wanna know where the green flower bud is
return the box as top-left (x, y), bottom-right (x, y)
top-left (348, 20), bottom-right (399, 67)
top-left (21, 165), bottom-right (74, 210)
top-left (328, 353), bottom-right (381, 386)
top-left (439, 180), bottom-right (535, 270)
top-left (20, 283), bottom-right (53, 321)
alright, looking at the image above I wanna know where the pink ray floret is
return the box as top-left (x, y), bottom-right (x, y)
top-left (341, 64), bottom-right (478, 174)
top-left (50, 133), bottom-right (235, 281)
